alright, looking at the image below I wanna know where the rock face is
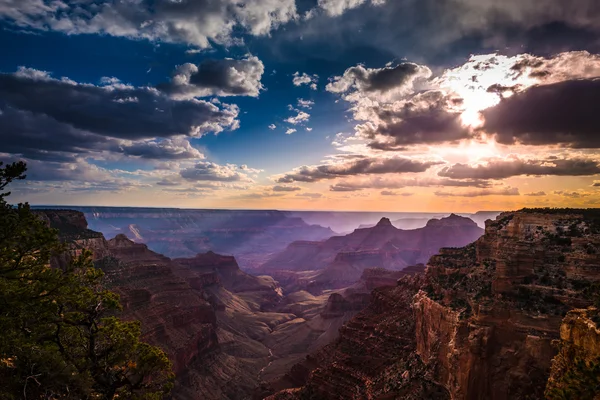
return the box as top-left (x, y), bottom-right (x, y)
top-left (260, 214), bottom-right (483, 273)
top-left (545, 307), bottom-right (600, 399)
top-left (415, 209), bottom-right (600, 400)
top-left (259, 275), bottom-right (449, 400)
top-left (174, 251), bottom-right (283, 311)
top-left (265, 209), bottom-right (600, 400)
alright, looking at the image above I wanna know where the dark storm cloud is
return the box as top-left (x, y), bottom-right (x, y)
top-left (0, 0), bottom-right (297, 48)
top-left (294, 0), bottom-right (600, 62)
top-left (277, 156), bottom-right (440, 183)
top-left (439, 158), bottom-right (600, 180)
top-left (359, 91), bottom-right (470, 150)
top-left (483, 79), bottom-right (600, 148)
top-left (160, 56), bottom-right (265, 98)
top-left (0, 68), bottom-right (240, 141)
top-left (327, 62), bottom-right (431, 95)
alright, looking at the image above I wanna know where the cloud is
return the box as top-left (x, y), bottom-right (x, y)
top-left (326, 62), bottom-right (431, 100)
top-left (277, 156), bottom-right (439, 183)
top-left (285, 128), bottom-right (297, 135)
top-left (285, 110), bottom-right (311, 125)
top-left (483, 78), bottom-right (600, 148)
top-left (116, 138), bottom-right (205, 160)
top-left (160, 56), bottom-right (265, 99)
top-left (553, 190), bottom-right (591, 198)
top-left (273, 185), bottom-right (302, 192)
top-left (316, 0), bottom-right (386, 17)
top-left (305, 127), bottom-right (313, 132)
top-left (268, 124), bottom-right (277, 130)
top-left (0, 0), bottom-right (297, 48)
top-left (293, 72), bottom-right (318, 89)
top-left (439, 157), bottom-right (600, 180)
top-left (297, 98), bottom-right (315, 108)
top-left (296, 192), bottom-right (323, 198)
top-left (180, 162), bottom-right (254, 182)
top-left (593, 181), bottom-right (600, 187)
top-left (358, 91), bottom-right (470, 150)
top-left (0, 67), bottom-right (240, 142)
top-left (435, 187), bottom-right (520, 197)
top-left (328, 176), bottom-right (492, 191)
top-left (525, 191), bottom-right (547, 196)
top-left (381, 190), bottom-right (413, 196)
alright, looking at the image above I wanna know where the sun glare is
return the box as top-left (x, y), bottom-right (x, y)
top-left (440, 54), bottom-right (539, 128)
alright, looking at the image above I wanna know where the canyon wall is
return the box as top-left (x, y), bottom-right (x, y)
top-left (266, 209), bottom-right (600, 400)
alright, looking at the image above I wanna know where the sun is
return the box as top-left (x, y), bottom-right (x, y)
top-left (439, 54), bottom-right (540, 128)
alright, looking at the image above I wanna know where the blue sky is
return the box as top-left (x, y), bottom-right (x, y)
top-left (1, 0), bottom-right (600, 211)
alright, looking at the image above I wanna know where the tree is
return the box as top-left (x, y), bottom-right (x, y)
top-left (0, 162), bottom-right (174, 399)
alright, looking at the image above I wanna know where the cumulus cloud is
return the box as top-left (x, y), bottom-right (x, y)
top-left (297, 98), bottom-right (314, 108)
top-left (180, 162), bottom-right (254, 182)
top-left (0, 0), bottom-right (297, 48)
top-left (273, 185), bottom-right (302, 192)
top-left (325, 51), bottom-right (600, 151)
top-left (285, 128), bottom-right (297, 135)
top-left (277, 156), bottom-right (439, 183)
top-left (0, 67), bottom-right (240, 142)
top-left (285, 110), bottom-right (311, 125)
top-left (326, 62), bottom-right (431, 101)
top-left (316, 0), bottom-right (385, 17)
top-left (593, 181), bottom-right (600, 187)
top-left (358, 91), bottom-right (470, 150)
top-left (439, 157), bottom-right (600, 180)
top-left (435, 187), bottom-right (520, 197)
top-left (483, 78), bottom-right (600, 148)
top-left (117, 138), bottom-right (205, 160)
top-left (293, 72), bottom-right (318, 89)
top-left (328, 176), bottom-right (492, 191)
top-left (268, 124), bottom-right (277, 130)
top-left (160, 56), bottom-right (265, 99)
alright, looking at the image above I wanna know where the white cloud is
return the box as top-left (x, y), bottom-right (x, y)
top-left (297, 98), bottom-right (315, 108)
top-left (0, 0), bottom-right (298, 48)
top-left (285, 111), bottom-right (311, 125)
top-left (293, 72), bottom-right (319, 89)
top-left (268, 124), bottom-right (277, 130)
top-left (285, 128), bottom-right (297, 135)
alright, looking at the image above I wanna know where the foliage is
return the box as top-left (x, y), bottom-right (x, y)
top-left (546, 357), bottom-right (600, 400)
top-left (0, 162), bottom-right (174, 399)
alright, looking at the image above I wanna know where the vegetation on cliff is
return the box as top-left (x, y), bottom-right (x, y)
top-left (0, 162), bottom-right (174, 399)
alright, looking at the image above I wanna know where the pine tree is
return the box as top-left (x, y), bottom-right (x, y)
top-left (0, 162), bottom-right (174, 399)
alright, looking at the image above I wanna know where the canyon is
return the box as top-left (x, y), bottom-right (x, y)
top-left (36, 209), bottom-right (477, 399)
top-left (36, 207), bottom-right (600, 399)
top-left (263, 209), bottom-right (600, 400)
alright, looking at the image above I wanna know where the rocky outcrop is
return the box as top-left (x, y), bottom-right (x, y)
top-left (265, 209), bottom-right (600, 400)
top-left (545, 307), bottom-right (600, 399)
top-left (415, 209), bottom-right (600, 400)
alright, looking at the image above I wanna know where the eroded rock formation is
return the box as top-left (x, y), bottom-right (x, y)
top-left (265, 209), bottom-right (600, 400)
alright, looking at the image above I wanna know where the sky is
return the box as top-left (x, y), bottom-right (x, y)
top-left (1, 0), bottom-right (600, 212)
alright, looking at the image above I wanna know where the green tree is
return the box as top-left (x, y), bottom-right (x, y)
top-left (0, 162), bottom-right (174, 399)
